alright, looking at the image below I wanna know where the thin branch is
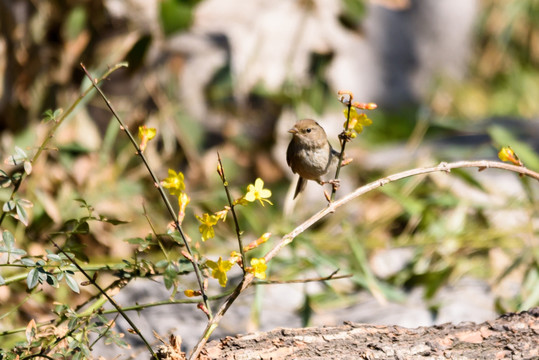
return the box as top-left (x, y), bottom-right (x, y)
top-left (217, 152), bottom-right (247, 272)
top-left (254, 271), bottom-right (351, 285)
top-left (80, 63), bottom-right (211, 318)
top-left (331, 95), bottom-right (353, 201)
top-left (50, 240), bottom-right (158, 360)
top-left (188, 159), bottom-right (538, 359)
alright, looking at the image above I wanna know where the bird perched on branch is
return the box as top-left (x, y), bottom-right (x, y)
top-left (286, 119), bottom-right (341, 199)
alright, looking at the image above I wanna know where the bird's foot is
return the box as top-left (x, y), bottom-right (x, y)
top-left (320, 179), bottom-right (340, 191)
top-left (338, 131), bottom-right (353, 144)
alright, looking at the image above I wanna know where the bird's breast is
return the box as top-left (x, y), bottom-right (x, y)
top-left (291, 145), bottom-right (333, 180)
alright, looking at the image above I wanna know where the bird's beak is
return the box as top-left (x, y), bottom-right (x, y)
top-left (288, 127), bottom-right (298, 134)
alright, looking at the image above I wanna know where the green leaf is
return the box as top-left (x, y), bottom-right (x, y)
top-left (5, 146), bottom-right (28, 166)
top-left (2, 230), bottom-right (14, 248)
top-left (27, 268), bottom-right (40, 289)
top-left (23, 161), bottom-right (32, 175)
top-left (155, 259), bottom-right (169, 268)
top-left (46, 253), bottom-right (62, 262)
top-left (19, 258), bottom-right (35, 266)
top-left (47, 274), bottom-right (59, 287)
top-left (73, 221), bottom-right (90, 234)
top-left (99, 215), bottom-right (130, 225)
top-left (0, 170), bottom-right (11, 188)
top-left (65, 273), bottom-right (80, 293)
top-left (164, 262), bottom-right (177, 289)
top-left (3, 200), bottom-right (15, 212)
top-left (159, 0), bottom-right (198, 36)
top-left (15, 201), bottom-right (29, 226)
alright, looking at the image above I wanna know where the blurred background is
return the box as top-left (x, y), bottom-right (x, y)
top-left (0, 0), bottom-right (538, 357)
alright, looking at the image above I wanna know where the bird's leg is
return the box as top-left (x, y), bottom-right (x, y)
top-left (319, 179), bottom-right (340, 191)
top-left (338, 131), bottom-right (353, 145)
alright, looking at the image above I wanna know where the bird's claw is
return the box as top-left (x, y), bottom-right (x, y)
top-left (338, 131), bottom-right (353, 143)
top-left (320, 179), bottom-right (340, 191)
top-left (329, 179), bottom-right (340, 190)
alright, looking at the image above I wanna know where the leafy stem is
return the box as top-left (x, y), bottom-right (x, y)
top-left (80, 63), bottom-right (212, 319)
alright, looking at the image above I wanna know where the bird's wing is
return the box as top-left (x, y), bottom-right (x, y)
top-left (286, 141), bottom-right (294, 170)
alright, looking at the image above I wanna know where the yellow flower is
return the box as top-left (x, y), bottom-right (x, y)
top-left (244, 178), bottom-right (273, 206)
top-left (178, 193), bottom-right (190, 225)
top-left (247, 258), bottom-right (267, 280)
top-left (206, 257), bottom-right (234, 287)
top-left (229, 251), bottom-right (242, 264)
top-left (343, 107), bottom-right (372, 135)
top-left (498, 146), bottom-right (523, 166)
top-left (138, 125), bottom-right (156, 153)
top-left (161, 169), bottom-right (185, 196)
top-left (184, 289), bottom-right (201, 297)
top-left (196, 213), bottom-right (219, 241)
top-left (214, 208), bottom-right (229, 222)
top-left (233, 197), bottom-right (249, 206)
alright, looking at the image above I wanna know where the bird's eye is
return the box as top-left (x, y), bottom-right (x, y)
top-left (306, 128), bottom-right (312, 133)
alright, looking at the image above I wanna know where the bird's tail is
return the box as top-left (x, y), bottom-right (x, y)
top-left (293, 176), bottom-right (306, 199)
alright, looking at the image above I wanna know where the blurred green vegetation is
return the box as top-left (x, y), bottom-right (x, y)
top-left (0, 0), bottom-right (537, 357)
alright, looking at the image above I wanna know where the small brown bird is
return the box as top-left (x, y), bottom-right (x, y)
top-left (286, 119), bottom-right (340, 199)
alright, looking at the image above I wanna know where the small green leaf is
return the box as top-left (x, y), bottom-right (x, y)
top-left (42, 108), bottom-right (63, 123)
top-left (47, 274), bottom-right (59, 287)
top-left (5, 146), bottom-right (28, 166)
top-left (19, 258), bottom-right (35, 266)
top-left (23, 161), bottom-right (32, 175)
top-left (17, 198), bottom-right (33, 208)
top-left (155, 259), bottom-right (169, 268)
top-left (0, 170), bottom-right (11, 188)
top-left (46, 253), bottom-right (62, 262)
top-left (74, 221), bottom-right (90, 234)
top-left (15, 202), bottom-right (29, 226)
top-left (164, 262), bottom-right (177, 289)
top-left (99, 215), bottom-right (129, 225)
top-left (2, 230), bottom-right (15, 248)
top-left (27, 268), bottom-right (40, 289)
top-left (65, 273), bottom-right (80, 293)
top-left (3, 201), bottom-right (15, 212)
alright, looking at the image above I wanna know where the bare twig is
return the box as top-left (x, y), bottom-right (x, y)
top-left (188, 160), bottom-right (539, 359)
top-left (331, 94), bottom-right (353, 201)
top-left (217, 152), bottom-right (247, 271)
top-left (254, 270), bottom-right (351, 285)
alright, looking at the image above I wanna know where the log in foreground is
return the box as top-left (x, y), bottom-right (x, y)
top-left (198, 308), bottom-right (538, 359)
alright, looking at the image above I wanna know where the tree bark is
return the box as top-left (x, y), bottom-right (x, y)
top-left (198, 307), bottom-right (538, 359)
